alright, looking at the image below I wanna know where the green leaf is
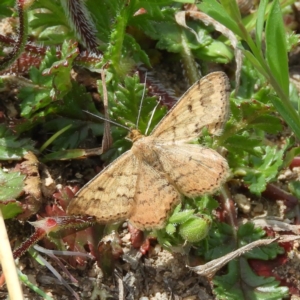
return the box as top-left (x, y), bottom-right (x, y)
top-left (214, 259), bottom-right (289, 300)
top-left (0, 2), bottom-right (14, 17)
top-left (243, 50), bottom-right (270, 79)
top-left (0, 201), bottom-right (23, 219)
top-left (0, 169), bottom-right (25, 200)
top-left (168, 208), bottom-right (195, 224)
top-left (269, 95), bottom-right (300, 141)
top-left (255, 0), bottom-right (268, 51)
top-left (248, 115), bottom-right (282, 134)
top-left (42, 117), bottom-right (103, 152)
top-left (193, 39), bottom-right (233, 63)
top-left (289, 181), bottom-right (300, 200)
top-left (19, 48), bottom-right (57, 120)
top-left (265, 0), bottom-right (289, 97)
top-left (0, 125), bottom-right (35, 160)
top-left (42, 149), bottom-right (92, 162)
top-left (283, 146), bottom-right (300, 168)
top-left (244, 146), bottom-right (286, 195)
top-left (238, 223), bottom-right (284, 260)
top-left (219, 0), bottom-right (242, 25)
top-left (42, 40), bottom-right (79, 99)
top-left (123, 34), bottom-right (151, 67)
top-left (224, 135), bottom-right (262, 156)
top-left (165, 223), bottom-right (176, 235)
top-left (107, 1), bottom-right (131, 77)
top-left (17, 269), bottom-right (54, 300)
top-left (29, 1), bottom-right (70, 46)
top-left (30, 12), bottom-right (68, 28)
top-left (198, 0), bottom-right (243, 37)
top-left (101, 74), bottom-right (166, 161)
top-left (204, 223), bottom-right (288, 299)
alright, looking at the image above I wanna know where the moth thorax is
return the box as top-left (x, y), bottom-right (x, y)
top-left (131, 136), bottom-right (159, 164)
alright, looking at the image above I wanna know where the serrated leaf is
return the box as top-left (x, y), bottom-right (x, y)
top-left (0, 125), bottom-right (35, 160)
top-left (0, 169), bottom-right (25, 200)
top-left (228, 97), bottom-right (282, 136)
top-left (248, 115), bottom-right (282, 134)
top-left (224, 135), bottom-right (262, 156)
top-left (204, 223), bottom-right (236, 260)
top-left (123, 34), bottom-right (151, 67)
top-left (238, 222), bottom-right (265, 241)
top-left (42, 40), bottom-right (79, 98)
top-left (19, 48), bottom-right (58, 120)
top-left (101, 74), bottom-right (167, 162)
top-left (238, 223), bottom-right (284, 260)
top-left (244, 146), bottom-right (286, 195)
top-left (20, 88), bottom-right (51, 118)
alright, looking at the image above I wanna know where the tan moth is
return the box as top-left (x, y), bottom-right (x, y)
top-left (67, 72), bottom-right (230, 230)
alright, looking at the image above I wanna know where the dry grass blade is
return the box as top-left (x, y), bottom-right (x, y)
top-left (188, 237), bottom-right (277, 278)
top-left (0, 209), bottom-right (23, 299)
top-left (101, 68), bottom-right (113, 153)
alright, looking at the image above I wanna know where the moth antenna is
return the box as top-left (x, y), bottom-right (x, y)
top-left (83, 110), bottom-right (131, 131)
top-left (136, 72), bottom-right (148, 129)
top-left (145, 98), bottom-right (162, 135)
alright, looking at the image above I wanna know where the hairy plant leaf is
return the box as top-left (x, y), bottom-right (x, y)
top-left (0, 125), bottom-right (35, 160)
top-left (0, 169), bottom-right (25, 200)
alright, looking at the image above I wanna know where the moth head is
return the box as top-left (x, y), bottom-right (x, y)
top-left (127, 129), bottom-right (143, 142)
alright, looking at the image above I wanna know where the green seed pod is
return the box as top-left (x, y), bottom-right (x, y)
top-left (179, 216), bottom-right (211, 243)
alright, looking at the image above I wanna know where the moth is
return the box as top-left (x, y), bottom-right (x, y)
top-left (67, 72), bottom-right (230, 230)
